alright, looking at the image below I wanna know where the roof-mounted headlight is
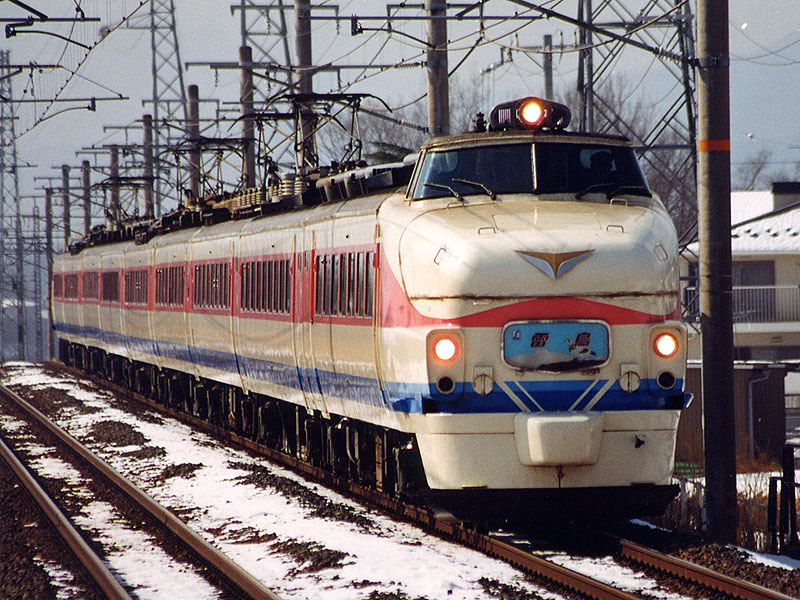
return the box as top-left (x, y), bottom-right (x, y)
top-left (488, 96), bottom-right (571, 131)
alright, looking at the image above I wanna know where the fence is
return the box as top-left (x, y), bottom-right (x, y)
top-left (683, 285), bottom-right (800, 323)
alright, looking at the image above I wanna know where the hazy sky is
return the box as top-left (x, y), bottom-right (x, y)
top-left (3, 1), bottom-right (800, 206)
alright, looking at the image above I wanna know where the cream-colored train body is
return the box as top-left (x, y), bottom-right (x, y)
top-left (53, 97), bottom-right (690, 523)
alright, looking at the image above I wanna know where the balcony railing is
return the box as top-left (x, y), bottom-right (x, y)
top-left (683, 285), bottom-right (800, 324)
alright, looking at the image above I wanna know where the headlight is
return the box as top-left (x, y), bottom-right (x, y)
top-left (654, 332), bottom-right (679, 358)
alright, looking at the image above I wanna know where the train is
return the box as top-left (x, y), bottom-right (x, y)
top-left (52, 96), bottom-right (690, 526)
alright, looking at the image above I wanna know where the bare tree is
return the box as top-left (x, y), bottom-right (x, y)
top-left (562, 75), bottom-right (697, 236)
top-left (733, 149), bottom-right (773, 191)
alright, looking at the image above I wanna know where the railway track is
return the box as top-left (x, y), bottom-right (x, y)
top-left (0, 380), bottom-right (282, 600)
top-left (38, 361), bottom-right (798, 600)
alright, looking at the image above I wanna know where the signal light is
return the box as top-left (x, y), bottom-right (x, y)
top-left (519, 100), bottom-right (544, 127)
top-left (488, 96), bottom-right (571, 131)
top-left (654, 333), bottom-right (679, 358)
top-left (433, 337), bottom-right (458, 362)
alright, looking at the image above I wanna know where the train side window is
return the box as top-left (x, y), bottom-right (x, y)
top-left (315, 256), bottom-right (323, 315)
top-left (101, 271), bottom-right (120, 303)
top-left (285, 258), bottom-right (294, 315)
top-left (53, 273), bottom-right (64, 298)
top-left (64, 273), bottom-right (79, 299)
top-left (322, 254), bottom-right (333, 315)
top-left (338, 253), bottom-right (347, 316)
top-left (83, 272), bottom-right (98, 300)
top-left (211, 264), bottom-right (218, 308)
top-left (268, 261), bottom-right (274, 313)
top-left (285, 259), bottom-right (291, 313)
top-left (332, 254), bottom-right (341, 316)
top-left (347, 253), bottom-right (356, 316)
top-left (277, 259), bottom-right (284, 313)
top-left (365, 251), bottom-right (374, 317)
top-left (279, 260), bottom-right (284, 313)
top-left (240, 263), bottom-right (248, 311)
top-left (356, 253), bottom-right (365, 316)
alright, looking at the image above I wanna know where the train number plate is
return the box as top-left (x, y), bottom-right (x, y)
top-left (503, 322), bottom-right (609, 371)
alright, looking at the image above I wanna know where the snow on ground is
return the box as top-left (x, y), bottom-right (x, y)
top-left (1, 363), bottom-right (557, 600)
top-left (5, 361), bottom-right (797, 599)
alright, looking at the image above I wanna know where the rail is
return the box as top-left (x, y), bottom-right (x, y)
top-left (683, 285), bottom-right (800, 324)
top-left (53, 362), bottom-right (798, 600)
top-left (0, 430), bottom-right (134, 600)
top-left (618, 538), bottom-right (797, 600)
top-left (0, 382), bottom-right (283, 600)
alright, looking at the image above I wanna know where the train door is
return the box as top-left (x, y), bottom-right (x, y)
top-left (295, 230), bottom-right (328, 416)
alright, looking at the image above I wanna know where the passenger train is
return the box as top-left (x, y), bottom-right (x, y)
top-left (52, 97), bottom-right (690, 525)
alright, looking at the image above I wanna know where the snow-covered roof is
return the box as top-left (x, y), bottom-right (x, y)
top-left (730, 200), bottom-right (800, 253)
top-left (685, 200), bottom-right (800, 255)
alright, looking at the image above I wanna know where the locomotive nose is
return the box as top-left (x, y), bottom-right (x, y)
top-left (399, 203), bottom-right (677, 305)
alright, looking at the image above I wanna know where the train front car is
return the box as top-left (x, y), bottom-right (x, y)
top-left (380, 97), bottom-right (690, 525)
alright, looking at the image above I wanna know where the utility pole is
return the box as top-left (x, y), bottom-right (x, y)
top-left (110, 147), bottom-right (121, 224)
top-left (240, 46), bottom-right (256, 189)
top-left (425, 0), bottom-right (449, 136)
top-left (696, 0), bottom-right (736, 543)
top-left (143, 114), bottom-right (155, 220)
top-left (82, 160), bottom-right (91, 236)
top-left (294, 0), bottom-right (317, 173)
top-left (187, 85), bottom-right (201, 201)
top-left (62, 165), bottom-right (71, 247)
top-left (45, 187), bottom-right (53, 359)
top-left (33, 205), bottom-right (43, 360)
top-left (543, 34), bottom-right (553, 100)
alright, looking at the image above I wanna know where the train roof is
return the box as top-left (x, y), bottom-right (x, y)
top-left (420, 128), bottom-right (633, 151)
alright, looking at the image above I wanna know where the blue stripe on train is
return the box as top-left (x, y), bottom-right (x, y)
top-left (54, 322), bottom-right (686, 414)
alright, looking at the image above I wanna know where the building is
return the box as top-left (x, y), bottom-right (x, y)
top-left (682, 182), bottom-right (800, 420)
top-left (683, 182), bottom-right (800, 362)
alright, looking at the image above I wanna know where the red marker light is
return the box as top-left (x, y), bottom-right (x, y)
top-left (654, 333), bottom-right (679, 358)
top-left (519, 101), bottom-right (544, 126)
top-left (433, 337), bottom-right (458, 361)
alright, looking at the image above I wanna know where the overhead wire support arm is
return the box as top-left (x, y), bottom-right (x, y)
top-left (496, 0), bottom-right (689, 64)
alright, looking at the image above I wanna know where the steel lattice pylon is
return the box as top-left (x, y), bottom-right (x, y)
top-left (577, 0), bottom-right (697, 237)
top-left (129, 0), bottom-right (188, 216)
top-left (233, 0), bottom-right (297, 168)
top-left (0, 49), bottom-right (25, 360)
top-left (151, 0), bottom-right (188, 215)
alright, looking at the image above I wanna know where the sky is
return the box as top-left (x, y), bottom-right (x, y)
top-left (2, 1), bottom-right (800, 221)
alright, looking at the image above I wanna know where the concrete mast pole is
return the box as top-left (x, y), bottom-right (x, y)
top-left (143, 114), bottom-right (155, 220)
top-left (61, 165), bottom-right (70, 247)
top-left (187, 84), bottom-right (201, 202)
top-left (697, 0), bottom-right (737, 543)
top-left (294, 0), bottom-right (317, 175)
top-left (543, 34), bottom-right (553, 100)
top-left (425, 0), bottom-right (449, 136)
top-left (110, 147), bottom-right (121, 225)
top-left (45, 187), bottom-right (53, 358)
top-left (82, 160), bottom-right (91, 235)
top-left (239, 45), bottom-right (256, 189)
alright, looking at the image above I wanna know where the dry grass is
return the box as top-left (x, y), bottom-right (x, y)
top-left (656, 452), bottom-right (798, 552)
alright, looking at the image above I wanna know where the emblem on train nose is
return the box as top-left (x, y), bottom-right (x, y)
top-left (516, 249), bottom-right (594, 279)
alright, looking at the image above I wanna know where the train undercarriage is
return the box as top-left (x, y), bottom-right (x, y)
top-left (59, 340), bottom-right (428, 502)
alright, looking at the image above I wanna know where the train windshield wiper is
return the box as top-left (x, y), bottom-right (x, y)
top-left (608, 185), bottom-right (652, 199)
top-left (575, 182), bottom-right (616, 200)
top-left (424, 182), bottom-right (464, 202)
top-left (451, 178), bottom-right (497, 201)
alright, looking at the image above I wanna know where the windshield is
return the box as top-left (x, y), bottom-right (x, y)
top-left (534, 142), bottom-right (649, 195)
top-left (410, 140), bottom-right (650, 201)
top-left (411, 143), bottom-right (533, 199)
